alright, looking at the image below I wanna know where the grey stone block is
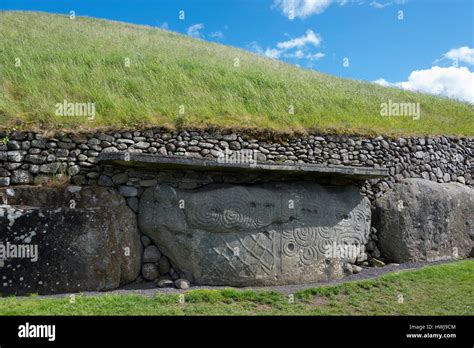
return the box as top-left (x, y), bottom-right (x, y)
top-left (139, 182), bottom-right (371, 286)
top-left (375, 179), bottom-right (473, 263)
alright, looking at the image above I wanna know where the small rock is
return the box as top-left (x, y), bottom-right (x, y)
top-left (117, 139), bottom-right (134, 145)
top-left (7, 151), bottom-right (24, 162)
top-left (414, 151), bottom-right (424, 159)
top-left (102, 146), bottom-right (119, 153)
top-left (87, 138), bottom-right (101, 146)
top-left (141, 263), bottom-right (159, 281)
top-left (443, 173), bottom-right (451, 182)
top-left (139, 179), bottom-right (158, 187)
top-left (165, 143), bottom-right (176, 152)
top-left (98, 133), bottom-right (116, 142)
top-left (30, 164), bottom-right (39, 174)
top-left (40, 163), bottom-right (61, 174)
top-left (352, 265), bottom-right (363, 274)
top-left (67, 186), bottom-right (82, 193)
top-left (98, 175), bottom-right (114, 187)
top-left (67, 165), bottom-right (81, 176)
top-left (156, 277), bottom-right (174, 288)
top-left (58, 142), bottom-right (76, 149)
top-left (112, 173), bottom-right (128, 185)
top-left (143, 245), bottom-right (161, 263)
top-left (343, 263), bottom-right (353, 274)
top-left (126, 197), bottom-right (139, 212)
top-left (370, 258), bottom-right (385, 267)
top-left (363, 143), bottom-right (374, 151)
top-left (119, 185), bottom-right (138, 197)
top-left (0, 168), bottom-right (10, 177)
top-left (158, 255), bottom-right (171, 274)
top-left (71, 175), bottom-right (87, 185)
top-left (134, 141), bottom-right (150, 150)
top-left (141, 235), bottom-right (151, 247)
top-left (229, 141), bottom-right (241, 150)
top-left (222, 134), bottom-right (237, 141)
top-left (25, 154), bottom-right (45, 164)
top-left (86, 172), bottom-right (100, 179)
top-left (398, 138), bottom-right (408, 147)
top-left (31, 139), bottom-right (46, 148)
top-left (0, 177), bottom-right (10, 186)
top-left (143, 130), bottom-right (154, 138)
top-left (11, 170), bottom-right (33, 184)
top-left (174, 278), bottom-right (190, 290)
top-left (7, 141), bottom-right (21, 150)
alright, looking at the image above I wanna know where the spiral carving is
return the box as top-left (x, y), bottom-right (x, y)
top-left (294, 226), bottom-right (317, 247)
top-left (186, 186), bottom-right (275, 232)
top-left (301, 246), bottom-right (319, 265)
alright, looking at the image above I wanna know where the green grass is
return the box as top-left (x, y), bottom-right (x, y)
top-left (0, 11), bottom-right (473, 136)
top-left (1, 260), bottom-right (472, 315)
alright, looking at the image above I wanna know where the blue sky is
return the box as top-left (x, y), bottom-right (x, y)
top-left (2, 0), bottom-right (473, 102)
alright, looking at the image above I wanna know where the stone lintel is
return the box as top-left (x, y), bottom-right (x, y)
top-left (99, 153), bottom-right (389, 181)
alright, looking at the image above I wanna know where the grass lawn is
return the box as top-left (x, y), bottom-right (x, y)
top-left (1, 260), bottom-right (472, 315)
top-left (1, 11), bottom-right (473, 136)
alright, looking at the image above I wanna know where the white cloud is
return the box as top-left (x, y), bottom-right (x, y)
top-left (369, 1), bottom-right (408, 8)
top-left (306, 52), bottom-right (325, 60)
top-left (272, 0), bottom-right (342, 18)
top-left (210, 31), bottom-right (224, 39)
top-left (187, 23), bottom-right (204, 38)
top-left (294, 50), bottom-right (306, 59)
top-left (249, 30), bottom-right (324, 62)
top-left (276, 29), bottom-right (322, 50)
top-left (369, 1), bottom-right (391, 8)
top-left (273, 0), bottom-right (406, 18)
top-left (247, 42), bottom-right (283, 58)
top-left (373, 78), bottom-right (392, 87)
top-left (160, 22), bottom-right (169, 30)
top-left (444, 46), bottom-right (474, 65)
top-left (248, 41), bottom-right (264, 54)
top-left (265, 48), bottom-right (283, 59)
top-left (284, 50), bottom-right (306, 59)
top-left (374, 66), bottom-right (474, 103)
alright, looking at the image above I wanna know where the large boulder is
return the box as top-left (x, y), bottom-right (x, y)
top-left (139, 182), bottom-right (371, 286)
top-left (0, 186), bottom-right (142, 295)
top-left (374, 179), bottom-right (473, 263)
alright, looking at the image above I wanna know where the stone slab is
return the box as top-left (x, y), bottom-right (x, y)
top-left (99, 153), bottom-right (388, 181)
top-left (375, 179), bottom-right (473, 263)
top-left (0, 186), bottom-right (142, 295)
top-left (138, 182), bottom-right (371, 286)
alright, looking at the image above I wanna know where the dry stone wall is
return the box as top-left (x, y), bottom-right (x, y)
top-left (1, 129), bottom-right (471, 200)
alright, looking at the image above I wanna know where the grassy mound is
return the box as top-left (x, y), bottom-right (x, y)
top-left (1, 11), bottom-right (473, 136)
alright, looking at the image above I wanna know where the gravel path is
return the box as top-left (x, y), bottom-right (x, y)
top-left (26, 259), bottom-right (462, 300)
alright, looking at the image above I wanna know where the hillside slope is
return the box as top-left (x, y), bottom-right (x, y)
top-left (0, 11), bottom-right (472, 136)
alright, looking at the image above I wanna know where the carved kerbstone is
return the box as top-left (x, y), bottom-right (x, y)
top-left (139, 182), bottom-right (371, 286)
